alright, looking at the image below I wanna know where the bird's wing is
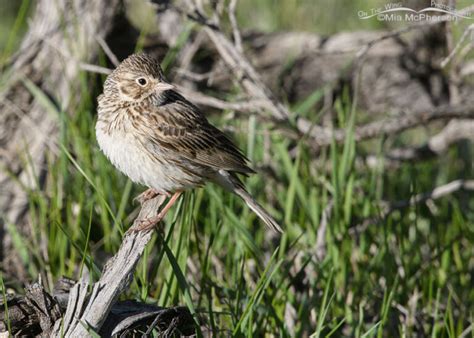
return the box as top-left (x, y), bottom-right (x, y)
top-left (138, 90), bottom-right (255, 175)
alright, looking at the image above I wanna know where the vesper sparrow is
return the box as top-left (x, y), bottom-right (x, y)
top-left (96, 53), bottom-right (282, 233)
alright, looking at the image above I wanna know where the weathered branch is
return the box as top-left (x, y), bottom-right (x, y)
top-left (381, 119), bottom-right (474, 162)
top-left (440, 23), bottom-right (474, 68)
top-left (350, 179), bottom-right (474, 235)
top-left (63, 195), bottom-right (191, 336)
top-left (310, 104), bottom-right (474, 147)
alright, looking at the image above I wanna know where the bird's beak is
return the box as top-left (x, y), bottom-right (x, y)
top-left (155, 82), bottom-right (175, 92)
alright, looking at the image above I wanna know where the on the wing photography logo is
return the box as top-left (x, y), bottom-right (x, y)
top-left (358, 1), bottom-right (471, 22)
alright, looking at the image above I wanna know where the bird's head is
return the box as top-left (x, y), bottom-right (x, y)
top-left (103, 53), bottom-right (174, 103)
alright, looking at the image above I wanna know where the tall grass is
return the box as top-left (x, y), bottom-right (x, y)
top-left (1, 1), bottom-right (473, 336)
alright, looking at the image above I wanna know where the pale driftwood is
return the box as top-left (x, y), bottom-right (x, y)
top-left (0, 0), bottom-right (119, 280)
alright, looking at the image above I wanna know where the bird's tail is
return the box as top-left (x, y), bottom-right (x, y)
top-left (233, 185), bottom-right (283, 233)
top-left (214, 170), bottom-right (283, 233)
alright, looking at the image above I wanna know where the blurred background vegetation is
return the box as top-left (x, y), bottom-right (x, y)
top-left (2, 0), bottom-right (473, 50)
top-left (0, 0), bottom-right (473, 337)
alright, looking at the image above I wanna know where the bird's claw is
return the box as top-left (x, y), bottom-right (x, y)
top-left (127, 214), bottom-right (164, 233)
top-left (134, 189), bottom-right (159, 205)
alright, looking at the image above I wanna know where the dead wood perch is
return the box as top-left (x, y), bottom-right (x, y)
top-left (62, 195), bottom-right (195, 336)
top-left (0, 277), bottom-right (193, 336)
top-left (0, 196), bottom-right (195, 336)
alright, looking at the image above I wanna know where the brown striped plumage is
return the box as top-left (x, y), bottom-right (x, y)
top-left (96, 53), bottom-right (282, 233)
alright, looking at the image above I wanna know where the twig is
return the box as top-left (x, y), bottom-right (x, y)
top-left (350, 179), bottom-right (474, 235)
top-left (96, 35), bottom-right (120, 67)
top-left (174, 68), bottom-right (212, 82)
top-left (458, 43), bottom-right (474, 63)
top-left (228, 0), bottom-right (243, 52)
top-left (440, 24), bottom-right (474, 68)
top-left (315, 201), bottom-right (333, 261)
top-left (385, 119), bottom-right (474, 162)
top-left (79, 62), bottom-right (112, 75)
top-left (177, 90), bottom-right (473, 147)
top-left (391, 179), bottom-right (474, 209)
top-left (175, 31), bottom-right (206, 77)
top-left (204, 25), bottom-right (290, 120)
top-left (328, 105), bottom-right (474, 145)
top-left (295, 104), bottom-right (474, 147)
top-left (176, 84), bottom-right (267, 112)
top-left (354, 25), bottom-right (414, 60)
top-left (181, 0), bottom-right (290, 121)
top-left (460, 323), bottom-right (474, 338)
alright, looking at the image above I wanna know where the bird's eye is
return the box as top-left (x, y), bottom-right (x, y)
top-left (136, 77), bottom-right (147, 86)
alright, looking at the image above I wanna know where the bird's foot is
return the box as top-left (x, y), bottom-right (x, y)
top-left (128, 191), bottom-right (182, 233)
top-left (134, 188), bottom-right (160, 205)
top-left (130, 213), bottom-right (166, 232)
